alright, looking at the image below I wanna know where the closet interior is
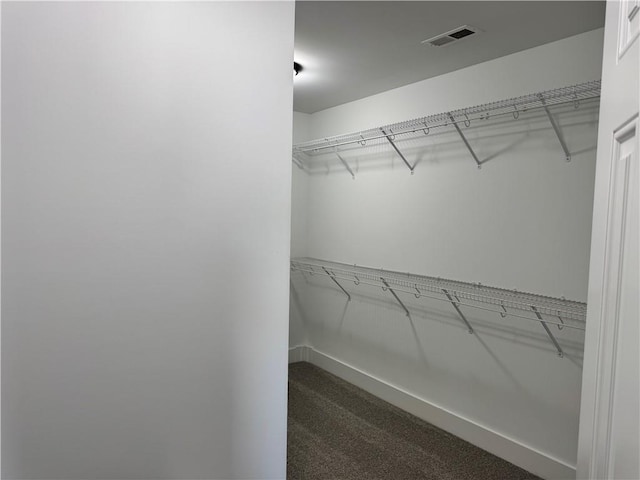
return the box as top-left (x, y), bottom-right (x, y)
top-left (291, 80), bottom-right (599, 357)
top-left (289, 12), bottom-right (605, 480)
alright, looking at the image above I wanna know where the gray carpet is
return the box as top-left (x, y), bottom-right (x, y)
top-left (287, 362), bottom-right (541, 480)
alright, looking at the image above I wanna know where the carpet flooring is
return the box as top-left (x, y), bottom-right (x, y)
top-left (287, 362), bottom-right (542, 480)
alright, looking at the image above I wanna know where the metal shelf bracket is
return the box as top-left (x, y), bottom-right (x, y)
top-left (381, 129), bottom-right (415, 174)
top-left (290, 258), bottom-right (588, 359)
top-left (442, 289), bottom-right (474, 334)
top-left (292, 156), bottom-right (305, 170)
top-left (334, 149), bottom-right (356, 179)
top-left (538, 94), bottom-right (571, 162)
top-left (532, 306), bottom-right (564, 357)
top-left (322, 267), bottom-right (351, 301)
top-left (448, 113), bottom-right (481, 168)
top-left (381, 278), bottom-right (411, 316)
top-left (293, 81), bottom-right (600, 169)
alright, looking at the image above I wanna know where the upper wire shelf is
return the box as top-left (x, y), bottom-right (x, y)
top-left (292, 80), bottom-right (601, 175)
top-left (290, 257), bottom-right (587, 357)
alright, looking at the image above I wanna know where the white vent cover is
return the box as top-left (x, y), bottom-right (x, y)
top-left (421, 25), bottom-right (481, 47)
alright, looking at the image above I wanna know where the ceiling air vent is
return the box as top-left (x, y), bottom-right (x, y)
top-left (422, 25), bottom-right (481, 47)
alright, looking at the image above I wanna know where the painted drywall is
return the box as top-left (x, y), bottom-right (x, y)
top-left (2, 2), bottom-right (294, 479)
top-left (291, 111), bottom-right (312, 259)
top-left (290, 112), bottom-right (311, 348)
top-left (290, 28), bottom-right (604, 476)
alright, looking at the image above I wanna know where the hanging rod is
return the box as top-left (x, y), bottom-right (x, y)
top-left (290, 258), bottom-right (587, 336)
top-left (292, 80), bottom-right (601, 157)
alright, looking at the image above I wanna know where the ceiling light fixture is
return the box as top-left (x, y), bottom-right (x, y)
top-left (293, 62), bottom-right (303, 77)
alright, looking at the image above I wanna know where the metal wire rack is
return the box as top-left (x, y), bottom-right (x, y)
top-left (292, 80), bottom-right (601, 175)
top-left (290, 257), bottom-right (587, 357)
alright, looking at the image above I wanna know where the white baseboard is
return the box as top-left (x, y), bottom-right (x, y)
top-left (288, 345), bottom-right (311, 363)
top-left (288, 345), bottom-right (576, 480)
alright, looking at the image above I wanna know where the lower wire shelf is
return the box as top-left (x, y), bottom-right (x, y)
top-left (290, 257), bottom-right (587, 358)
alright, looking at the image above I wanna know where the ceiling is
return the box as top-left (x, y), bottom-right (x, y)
top-left (293, 1), bottom-right (605, 113)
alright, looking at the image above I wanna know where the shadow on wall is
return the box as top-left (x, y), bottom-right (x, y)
top-left (289, 273), bottom-right (585, 455)
top-left (292, 274), bottom-right (585, 362)
top-left (294, 100), bottom-right (600, 177)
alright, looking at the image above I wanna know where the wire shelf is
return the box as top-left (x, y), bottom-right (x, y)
top-left (291, 257), bottom-right (587, 352)
top-left (293, 80), bottom-right (601, 157)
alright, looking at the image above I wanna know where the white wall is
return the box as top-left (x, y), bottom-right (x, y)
top-left (2, 2), bottom-right (294, 479)
top-left (291, 28), bottom-right (604, 478)
top-left (289, 112), bottom-right (311, 349)
top-left (290, 111), bottom-right (312, 259)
